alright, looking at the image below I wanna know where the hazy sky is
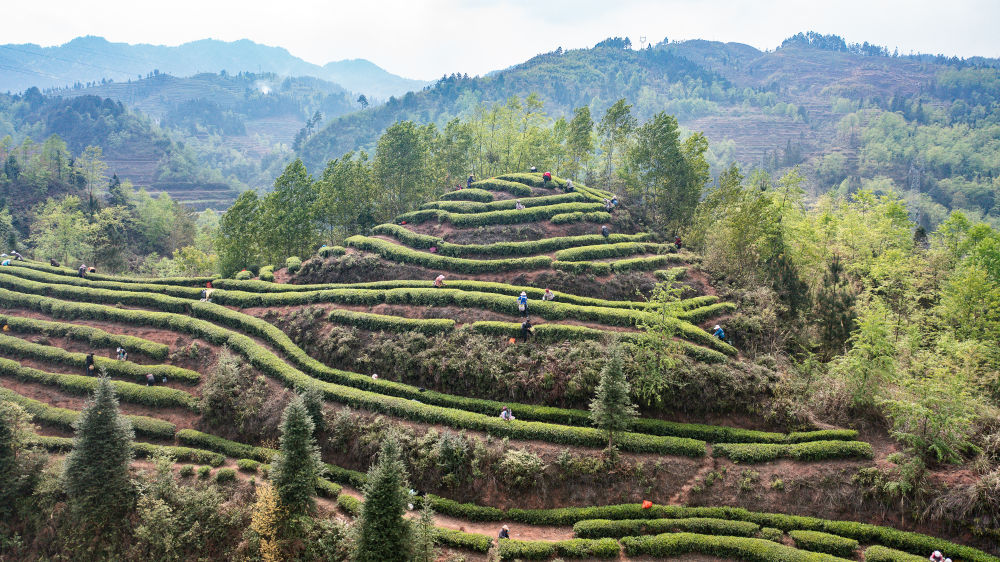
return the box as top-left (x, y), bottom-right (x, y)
top-left (4, 0), bottom-right (999, 80)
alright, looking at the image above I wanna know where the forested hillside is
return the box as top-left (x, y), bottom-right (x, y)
top-left (303, 34), bottom-right (1000, 228)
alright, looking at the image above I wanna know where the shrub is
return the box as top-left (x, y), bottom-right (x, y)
top-left (258, 266), bottom-right (275, 282)
top-left (621, 532), bottom-right (848, 561)
top-left (0, 313), bottom-right (168, 359)
top-left (397, 202), bottom-right (608, 228)
top-left (573, 517), bottom-right (760, 539)
top-left (197, 465), bottom-right (211, 479)
top-left (497, 538), bottom-right (619, 560)
top-left (345, 235), bottom-right (553, 273)
top-left (13, 260), bottom-right (213, 287)
top-left (677, 302), bottom-right (738, 324)
top-left (0, 333), bottom-right (201, 384)
top-left (863, 546), bottom-right (928, 562)
top-left (315, 478), bottom-right (343, 498)
top-left (327, 308), bottom-right (455, 335)
top-left (0, 356), bottom-right (199, 410)
top-left (423, 192), bottom-right (588, 213)
top-left (554, 242), bottom-right (671, 261)
top-left (551, 211), bottom-right (612, 224)
top-left (337, 492), bottom-right (361, 516)
top-left (759, 527), bottom-right (784, 542)
top-left (215, 467), bottom-right (237, 483)
top-left (435, 528), bottom-right (493, 553)
top-left (469, 178), bottom-right (532, 196)
top-left (177, 430), bottom-right (275, 463)
top-left (712, 441), bottom-right (874, 463)
top-left (789, 530), bottom-right (858, 557)
top-left (285, 256), bottom-right (302, 274)
top-left (318, 245), bottom-right (347, 258)
top-left (440, 188), bottom-right (494, 202)
top-left (237, 458), bottom-right (261, 473)
top-left (234, 270), bottom-right (253, 280)
top-left (0, 386), bottom-right (175, 439)
top-left (31, 434), bottom-right (225, 466)
top-left (655, 267), bottom-right (688, 281)
top-left (179, 464), bottom-right (195, 477)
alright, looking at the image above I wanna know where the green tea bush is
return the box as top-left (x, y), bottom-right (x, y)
top-left (336, 493), bottom-right (361, 516)
top-left (214, 467), bottom-right (237, 483)
top-left (234, 270), bottom-right (253, 280)
top-left (236, 458), bottom-right (261, 473)
top-left (495, 172), bottom-right (567, 189)
top-left (0, 332), bottom-right (200, 384)
top-left (0, 356), bottom-right (199, 410)
top-left (678, 302), bottom-right (738, 324)
top-left (179, 465), bottom-right (195, 477)
top-left (863, 546), bottom-right (928, 562)
top-left (422, 192), bottom-right (587, 213)
top-left (440, 188), bottom-right (494, 202)
top-left (8, 263), bottom-right (204, 298)
top-left (285, 256), bottom-right (302, 274)
top-left (434, 528), bottom-right (493, 553)
top-left (621, 532), bottom-right (849, 561)
top-left (550, 211), bottom-right (612, 224)
top-left (345, 235), bottom-right (553, 273)
top-left (759, 527), bottom-right (784, 543)
top-left (554, 242), bottom-right (671, 261)
top-left (318, 245), bottom-right (347, 258)
top-left (655, 267), bottom-right (688, 281)
top-left (315, 478), bottom-right (343, 498)
top-left (177, 429), bottom-right (275, 463)
top-left (258, 265), bottom-right (275, 282)
top-left (397, 202), bottom-right (607, 227)
top-left (327, 309), bottom-right (455, 335)
top-left (13, 260), bottom-right (213, 286)
top-left (712, 440), bottom-right (874, 462)
top-left (497, 537), bottom-right (620, 560)
top-left (573, 517), bottom-right (760, 539)
top-left (469, 178), bottom-right (533, 196)
top-left (0, 385), bottom-right (176, 438)
top-left (31, 433), bottom-right (225, 466)
top-left (0, 313), bottom-right (168, 359)
top-left (197, 465), bottom-right (211, 479)
top-left (788, 530), bottom-right (859, 557)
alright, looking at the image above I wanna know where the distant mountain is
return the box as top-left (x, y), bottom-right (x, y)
top-left (0, 36), bottom-right (428, 98)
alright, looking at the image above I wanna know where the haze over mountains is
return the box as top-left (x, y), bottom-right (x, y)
top-left (0, 36), bottom-right (428, 98)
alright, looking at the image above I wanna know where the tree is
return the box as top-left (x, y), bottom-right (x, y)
top-left (815, 254), bottom-right (857, 357)
top-left (270, 395), bottom-right (322, 517)
top-left (597, 99), bottom-right (636, 187)
top-left (312, 151), bottom-right (376, 243)
top-left (260, 159), bottom-right (318, 264)
top-left (64, 376), bottom-right (135, 526)
top-left (588, 348), bottom-right (638, 450)
top-left (28, 195), bottom-right (93, 265)
top-left (76, 145), bottom-right (108, 212)
top-left (357, 95), bottom-right (369, 110)
top-left (410, 501), bottom-right (438, 562)
top-left (830, 297), bottom-right (896, 413)
top-left (300, 386), bottom-right (326, 435)
top-left (373, 121), bottom-right (432, 221)
top-left (566, 105), bottom-right (594, 178)
top-left (621, 111), bottom-right (708, 229)
top-left (216, 190), bottom-right (262, 276)
top-left (356, 433), bottom-right (410, 562)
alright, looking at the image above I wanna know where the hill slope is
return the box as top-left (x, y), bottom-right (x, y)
top-left (0, 35), bottom-right (428, 98)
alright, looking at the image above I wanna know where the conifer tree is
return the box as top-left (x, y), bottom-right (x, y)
top-left (64, 376), bottom-right (135, 525)
top-left (410, 501), bottom-right (438, 562)
top-left (355, 433), bottom-right (410, 562)
top-left (589, 349), bottom-right (638, 450)
top-left (270, 395), bottom-right (321, 517)
top-left (816, 254), bottom-right (857, 357)
top-left (300, 386), bottom-right (326, 435)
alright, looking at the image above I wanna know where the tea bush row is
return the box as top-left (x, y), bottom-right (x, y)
top-left (396, 202), bottom-right (607, 227)
top-left (621, 532), bottom-right (850, 561)
top-left (0, 356), bottom-right (198, 410)
top-left (712, 440), bottom-right (874, 463)
top-left (573, 517), bottom-right (760, 539)
top-left (0, 386), bottom-right (176, 438)
top-left (0, 331), bottom-right (200, 384)
top-left (0, 313), bottom-right (168, 359)
top-left (30, 434), bottom-right (225, 466)
top-left (550, 211), bottom-right (611, 224)
top-left (553, 242), bottom-right (673, 262)
top-left (345, 236), bottom-right (553, 273)
top-left (421, 191), bottom-right (587, 213)
top-left (440, 188), bottom-right (494, 202)
top-left (497, 537), bottom-right (620, 559)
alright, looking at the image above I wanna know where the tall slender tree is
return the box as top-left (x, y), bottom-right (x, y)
top-left (566, 105), bottom-right (594, 178)
top-left (355, 433), bottom-right (410, 562)
top-left (216, 190), bottom-right (262, 276)
top-left (64, 376), bottom-right (135, 526)
top-left (589, 349), bottom-right (638, 450)
top-left (270, 394), bottom-right (322, 517)
top-left (598, 99), bottom-right (636, 187)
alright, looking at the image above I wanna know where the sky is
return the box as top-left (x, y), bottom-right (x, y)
top-left (3, 0), bottom-right (999, 80)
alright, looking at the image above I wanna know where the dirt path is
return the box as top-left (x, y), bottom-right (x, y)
top-left (668, 444), bottom-right (717, 505)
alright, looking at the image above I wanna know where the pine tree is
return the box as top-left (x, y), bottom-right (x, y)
top-left (355, 433), bottom-right (410, 562)
top-left (589, 349), bottom-right (638, 450)
top-left (410, 501), bottom-right (438, 562)
top-left (816, 254), bottom-right (857, 358)
top-left (300, 386), bottom-right (326, 435)
top-left (270, 395), bottom-right (322, 517)
top-left (64, 376), bottom-right (135, 525)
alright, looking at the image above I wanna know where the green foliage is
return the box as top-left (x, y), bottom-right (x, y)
top-left (237, 458), bottom-right (261, 473)
top-left (589, 348), bottom-right (637, 449)
top-left (270, 396), bottom-right (322, 516)
top-left (234, 270), bottom-right (253, 280)
top-left (356, 434), bottom-right (410, 562)
top-left (285, 256), bottom-right (302, 274)
top-left (863, 546), bottom-right (928, 562)
top-left (214, 467), bottom-right (237, 483)
top-left (573, 517), bottom-right (760, 539)
top-left (215, 190), bottom-right (262, 277)
top-left (327, 308), bottom-right (455, 335)
top-left (440, 187), bottom-right (493, 202)
top-left (336, 492), bottom-right (361, 516)
top-left (0, 312), bottom-right (168, 359)
top-left (788, 530), bottom-right (859, 557)
top-left (621, 532), bottom-right (847, 561)
top-left (828, 297), bottom-right (896, 413)
top-left (550, 210), bottom-right (611, 224)
top-left (498, 537), bottom-right (620, 559)
top-left (410, 501), bottom-right (438, 562)
top-left (712, 440), bottom-right (874, 463)
top-left (396, 201), bottom-right (607, 227)
top-left (64, 377), bottom-right (135, 526)
top-left (345, 235), bottom-right (553, 273)
top-left (260, 159), bottom-right (318, 265)
top-left (422, 191), bottom-right (587, 213)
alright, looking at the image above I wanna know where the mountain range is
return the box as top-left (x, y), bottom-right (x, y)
top-left (0, 36), bottom-right (428, 99)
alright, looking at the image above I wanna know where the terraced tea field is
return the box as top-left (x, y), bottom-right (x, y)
top-left (1, 173), bottom-right (994, 561)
